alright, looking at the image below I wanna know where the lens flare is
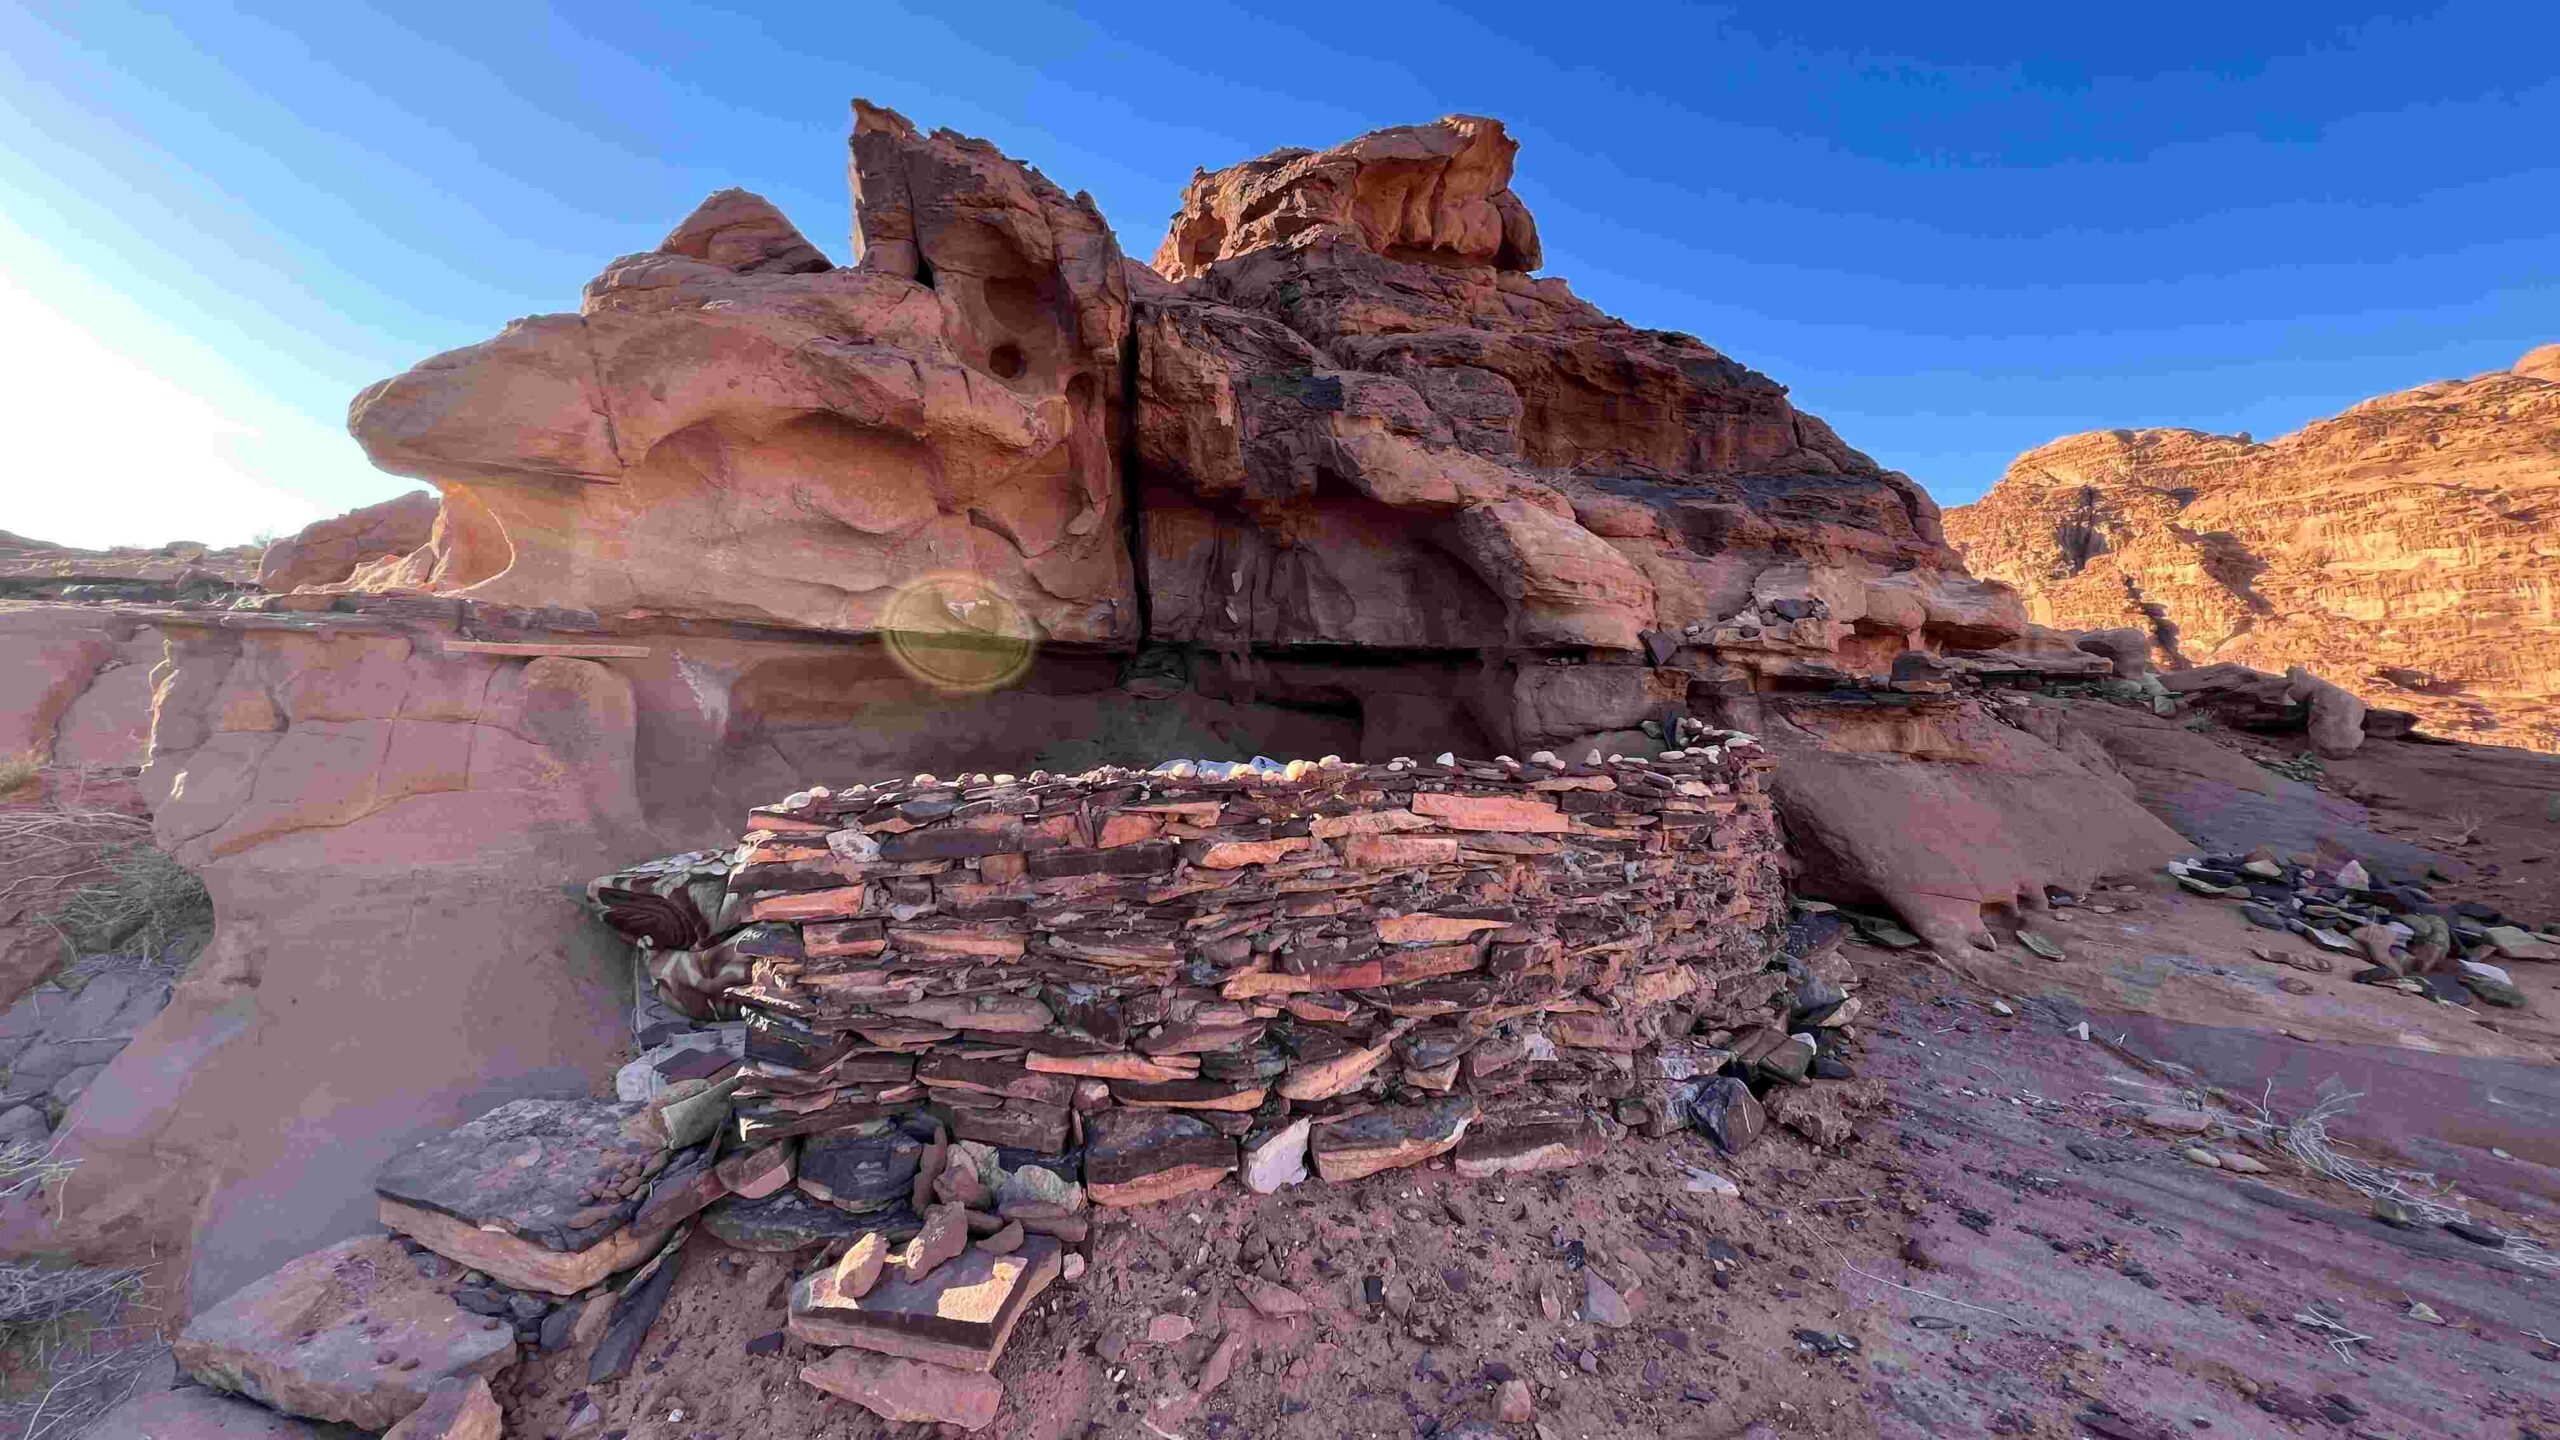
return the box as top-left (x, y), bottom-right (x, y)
top-left (880, 571), bottom-right (1039, 694)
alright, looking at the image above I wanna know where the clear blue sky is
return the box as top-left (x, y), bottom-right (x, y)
top-left (3, 1), bottom-right (2553, 546)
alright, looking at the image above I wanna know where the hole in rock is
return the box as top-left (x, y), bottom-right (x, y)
top-left (988, 343), bottom-right (1027, 380)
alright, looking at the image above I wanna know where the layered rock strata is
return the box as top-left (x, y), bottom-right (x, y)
top-left (1945, 347), bottom-right (2560, 752)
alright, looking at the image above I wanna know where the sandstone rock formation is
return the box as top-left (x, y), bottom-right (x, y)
top-left (257, 490), bottom-right (441, 591)
top-left (350, 110), bottom-right (1134, 642)
top-left (11, 105), bottom-right (2206, 1309)
top-left (0, 604), bottom-right (162, 764)
top-left (1154, 115), bottom-right (1540, 279)
top-left (327, 101), bottom-right (2188, 944)
top-left (1945, 347), bottom-right (2560, 752)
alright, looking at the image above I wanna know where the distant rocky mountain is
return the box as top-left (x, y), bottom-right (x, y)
top-left (1944, 344), bottom-right (2560, 753)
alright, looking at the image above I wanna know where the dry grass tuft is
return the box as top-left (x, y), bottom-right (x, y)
top-left (0, 1258), bottom-right (157, 1440)
top-left (2236, 1082), bottom-right (2555, 1273)
top-left (0, 1140), bottom-right (77, 1208)
top-left (39, 844), bottom-right (211, 960)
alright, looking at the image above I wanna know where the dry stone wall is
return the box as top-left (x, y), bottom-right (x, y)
top-left (592, 741), bottom-right (1789, 1216)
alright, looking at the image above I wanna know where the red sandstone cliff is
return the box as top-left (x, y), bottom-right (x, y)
top-left (1944, 346), bottom-right (2560, 753)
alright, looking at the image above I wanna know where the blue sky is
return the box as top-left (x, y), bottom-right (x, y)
top-left (2, 1), bottom-right (2553, 547)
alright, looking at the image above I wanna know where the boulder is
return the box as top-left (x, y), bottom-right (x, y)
top-left (2073, 626), bottom-right (2155, 680)
top-left (257, 491), bottom-right (441, 591)
top-left (173, 1236), bottom-right (514, 1430)
top-left (14, 615), bottom-right (645, 1310)
top-left (1768, 693), bottom-right (2189, 952)
top-left (2285, 665), bottom-right (2367, 758)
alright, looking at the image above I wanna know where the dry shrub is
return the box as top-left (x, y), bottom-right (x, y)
top-left (0, 1140), bottom-right (75, 1207)
top-left (39, 845), bottom-right (210, 960)
top-left (0, 756), bottom-right (36, 801)
top-left (0, 1257), bottom-right (156, 1440)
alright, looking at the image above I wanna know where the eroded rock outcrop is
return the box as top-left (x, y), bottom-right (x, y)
top-left (324, 101), bottom-right (2182, 945)
top-left (257, 490), bottom-right (441, 591)
top-left (1945, 347), bottom-right (2560, 752)
top-left (349, 109), bottom-right (1135, 642)
top-left (1154, 115), bottom-right (1540, 280)
top-left (1133, 116), bottom-right (2029, 739)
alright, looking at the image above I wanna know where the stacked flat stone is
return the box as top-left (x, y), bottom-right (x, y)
top-left (588, 742), bottom-right (1787, 1215)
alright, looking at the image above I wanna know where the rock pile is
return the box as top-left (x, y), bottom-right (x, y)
top-left (2166, 851), bottom-right (2555, 1008)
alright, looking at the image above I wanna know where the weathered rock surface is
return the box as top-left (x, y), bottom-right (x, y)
top-left (0, 604), bottom-right (159, 762)
top-left (5, 609), bottom-right (639, 1311)
top-left (349, 110), bottom-right (1134, 643)
top-left (257, 491), bottom-right (441, 592)
top-left (173, 1236), bottom-right (514, 1429)
top-left (1764, 689), bottom-right (2188, 951)
top-left (1135, 114), bottom-right (2002, 697)
top-left (800, 1349), bottom-right (1005, 1431)
top-left (1946, 346), bottom-right (2560, 752)
top-left (379, 1375), bottom-right (503, 1440)
top-left (1154, 114), bottom-right (1539, 280)
top-left (87, 1386), bottom-right (367, 1439)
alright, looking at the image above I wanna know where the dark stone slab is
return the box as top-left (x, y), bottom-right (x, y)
top-left (1690, 1077), bottom-right (1765, 1155)
top-left (701, 1188), bottom-right (910, 1252)
top-left (588, 1227), bottom-right (686, 1383)
top-left (735, 1096), bottom-right (914, 1147)
top-left (797, 1122), bottom-right (929, 1212)
top-left (1026, 841), bottom-right (1177, 880)
top-left (789, 1234), bottom-right (1062, 1371)
top-left (374, 1098), bottom-right (656, 1253)
top-left (1310, 1095), bottom-right (1478, 1182)
top-left (1083, 1109), bottom-right (1236, 1191)
top-left (630, 1144), bottom-right (724, 1232)
top-left (942, 1099), bottom-right (1070, 1154)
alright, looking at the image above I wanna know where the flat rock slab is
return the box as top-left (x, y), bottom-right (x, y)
top-left (175, 1237), bottom-right (515, 1430)
top-left (797, 1123), bottom-right (927, 1212)
top-left (374, 1097), bottom-right (659, 1253)
top-left (1453, 1107), bottom-right (1606, 1178)
top-left (1082, 1110), bottom-right (1236, 1206)
top-left (801, 1349), bottom-right (1004, 1431)
top-left (89, 1386), bottom-right (371, 1438)
top-left (1312, 1096), bottom-right (1478, 1182)
top-left (377, 1196), bottom-right (663, 1297)
top-left (381, 1376), bottom-right (503, 1440)
top-left (704, 1187), bottom-right (908, 1252)
top-left (789, 1233), bottom-right (1061, 1371)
